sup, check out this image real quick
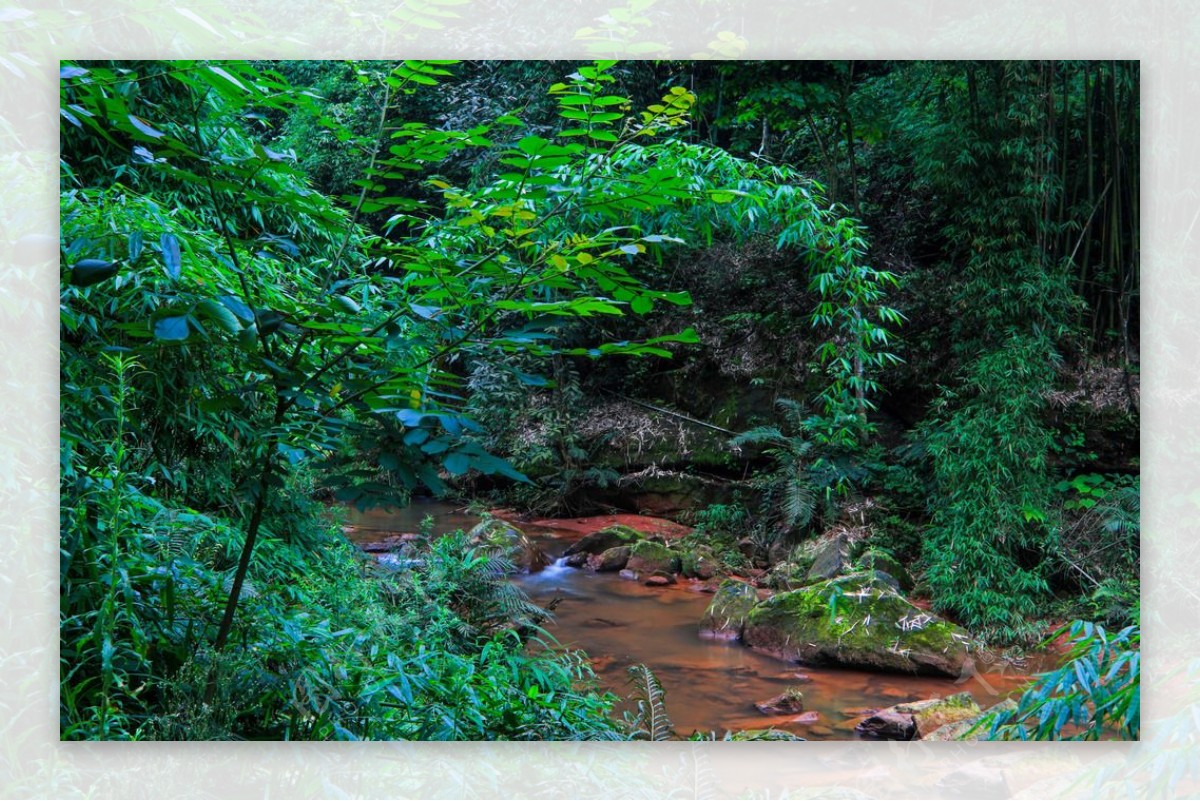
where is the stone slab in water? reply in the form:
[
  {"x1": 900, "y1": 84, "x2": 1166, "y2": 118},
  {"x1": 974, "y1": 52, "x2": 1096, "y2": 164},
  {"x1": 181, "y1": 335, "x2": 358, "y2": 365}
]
[
  {"x1": 856, "y1": 692, "x2": 982, "y2": 740},
  {"x1": 754, "y1": 688, "x2": 805, "y2": 715}
]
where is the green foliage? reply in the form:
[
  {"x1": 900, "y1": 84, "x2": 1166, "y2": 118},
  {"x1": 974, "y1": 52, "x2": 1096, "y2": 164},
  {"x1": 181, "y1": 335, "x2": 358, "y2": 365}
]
[
  {"x1": 463, "y1": 357, "x2": 620, "y2": 515},
  {"x1": 680, "y1": 502, "x2": 750, "y2": 570},
  {"x1": 624, "y1": 663, "x2": 673, "y2": 741},
  {"x1": 733, "y1": 398, "x2": 878, "y2": 544},
  {"x1": 64, "y1": 506, "x2": 626, "y2": 741},
  {"x1": 59, "y1": 58, "x2": 729, "y2": 739},
  {"x1": 1054, "y1": 474, "x2": 1139, "y2": 626},
  {"x1": 922, "y1": 335, "x2": 1058, "y2": 643},
  {"x1": 983, "y1": 622, "x2": 1139, "y2": 741},
  {"x1": 58, "y1": 58, "x2": 1139, "y2": 740},
  {"x1": 691, "y1": 501, "x2": 748, "y2": 534},
  {"x1": 875, "y1": 63, "x2": 1125, "y2": 643}
]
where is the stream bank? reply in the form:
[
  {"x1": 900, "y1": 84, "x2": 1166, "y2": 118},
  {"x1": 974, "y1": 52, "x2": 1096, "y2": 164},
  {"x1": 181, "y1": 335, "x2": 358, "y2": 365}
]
[{"x1": 341, "y1": 500, "x2": 1042, "y2": 740}]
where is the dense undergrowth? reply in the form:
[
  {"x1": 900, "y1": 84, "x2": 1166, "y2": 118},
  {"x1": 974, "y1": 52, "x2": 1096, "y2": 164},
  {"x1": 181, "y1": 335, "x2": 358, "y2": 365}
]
[
  {"x1": 60, "y1": 58, "x2": 1139, "y2": 741},
  {"x1": 61, "y1": 380, "x2": 623, "y2": 741}
]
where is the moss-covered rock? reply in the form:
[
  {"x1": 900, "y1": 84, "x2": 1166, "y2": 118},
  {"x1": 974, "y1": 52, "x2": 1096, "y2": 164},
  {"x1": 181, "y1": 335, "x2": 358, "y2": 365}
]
[
  {"x1": 466, "y1": 518, "x2": 549, "y2": 572},
  {"x1": 680, "y1": 547, "x2": 719, "y2": 580},
  {"x1": 699, "y1": 579, "x2": 760, "y2": 640},
  {"x1": 856, "y1": 548, "x2": 914, "y2": 592},
  {"x1": 589, "y1": 545, "x2": 631, "y2": 572},
  {"x1": 762, "y1": 560, "x2": 810, "y2": 591},
  {"x1": 754, "y1": 687, "x2": 805, "y2": 715},
  {"x1": 922, "y1": 699, "x2": 1015, "y2": 741},
  {"x1": 899, "y1": 692, "x2": 981, "y2": 735},
  {"x1": 803, "y1": 531, "x2": 859, "y2": 583},
  {"x1": 562, "y1": 524, "x2": 643, "y2": 558},
  {"x1": 626, "y1": 540, "x2": 681, "y2": 575},
  {"x1": 742, "y1": 572, "x2": 977, "y2": 676},
  {"x1": 856, "y1": 692, "x2": 982, "y2": 740}
]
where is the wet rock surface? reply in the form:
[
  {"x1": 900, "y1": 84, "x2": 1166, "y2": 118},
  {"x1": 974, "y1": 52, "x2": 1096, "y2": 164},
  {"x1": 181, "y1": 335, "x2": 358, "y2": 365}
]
[
  {"x1": 754, "y1": 688, "x2": 806, "y2": 715},
  {"x1": 699, "y1": 579, "x2": 761, "y2": 641},
  {"x1": 742, "y1": 572, "x2": 979, "y2": 676},
  {"x1": 562, "y1": 524, "x2": 644, "y2": 557},
  {"x1": 466, "y1": 518, "x2": 550, "y2": 572},
  {"x1": 588, "y1": 545, "x2": 632, "y2": 572},
  {"x1": 856, "y1": 692, "x2": 983, "y2": 740}
]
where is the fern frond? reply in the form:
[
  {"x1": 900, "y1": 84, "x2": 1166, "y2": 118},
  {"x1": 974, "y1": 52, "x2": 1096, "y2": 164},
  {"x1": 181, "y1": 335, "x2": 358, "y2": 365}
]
[
  {"x1": 625, "y1": 663, "x2": 673, "y2": 741},
  {"x1": 779, "y1": 474, "x2": 815, "y2": 530},
  {"x1": 774, "y1": 397, "x2": 810, "y2": 428},
  {"x1": 730, "y1": 426, "x2": 786, "y2": 448}
]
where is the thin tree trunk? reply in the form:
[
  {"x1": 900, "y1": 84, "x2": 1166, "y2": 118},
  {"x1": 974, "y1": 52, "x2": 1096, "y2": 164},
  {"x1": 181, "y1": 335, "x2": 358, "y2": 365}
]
[
  {"x1": 842, "y1": 61, "x2": 859, "y2": 213},
  {"x1": 212, "y1": 399, "x2": 286, "y2": 654}
]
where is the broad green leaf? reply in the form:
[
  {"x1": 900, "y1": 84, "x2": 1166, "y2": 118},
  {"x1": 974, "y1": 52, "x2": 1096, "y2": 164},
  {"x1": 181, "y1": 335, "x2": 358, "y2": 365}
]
[
  {"x1": 236, "y1": 325, "x2": 258, "y2": 349},
  {"x1": 396, "y1": 409, "x2": 428, "y2": 427},
  {"x1": 197, "y1": 298, "x2": 241, "y2": 334},
  {"x1": 153, "y1": 315, "x2": 189, "y2": 341},
  {"x1": 219, "y1": 294, "x2": 255, "y2": 322},
  {"x1": 517, "y1": 135, "x2": 549, "y2": 155},
  {"x1": 207, "y1": 65, "x2": 248, "y2": 93},
  {"x1": 70, "y1": 259, "x2": 120, "y2": 287}
]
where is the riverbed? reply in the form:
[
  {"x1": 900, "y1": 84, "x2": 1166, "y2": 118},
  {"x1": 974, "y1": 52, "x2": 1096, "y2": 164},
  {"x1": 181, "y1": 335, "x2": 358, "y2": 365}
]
[{"x1": 341, "y1": 500, "x2": 1036, "y2": 740}]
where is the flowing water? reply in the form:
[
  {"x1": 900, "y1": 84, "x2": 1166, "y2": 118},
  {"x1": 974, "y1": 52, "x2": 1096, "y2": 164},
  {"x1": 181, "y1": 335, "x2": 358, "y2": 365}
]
[{"x1": 341, "y1": 500, "x2": 1039, "y2": 740}]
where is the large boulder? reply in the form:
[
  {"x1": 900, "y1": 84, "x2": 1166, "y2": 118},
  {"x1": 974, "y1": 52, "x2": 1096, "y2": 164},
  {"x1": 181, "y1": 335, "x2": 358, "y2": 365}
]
[
  {"x1": 562, "y1": 524, "x2": 643, "y2": 558},
  {"x1": 742, "y1": 572, "x2": 978, "y2": 677},
  {"x1": 625, "y1": 540, "x2": 681, "y2": 575},
  {"x1": 699, "y1": 579, "x2": 760, "y2": 640},
  {"x1": 466, "y1": 518, "x2": 550, "y2": 572},
  {"x1": 856, "y1": 692, "x2": 982, "y2": 740}
]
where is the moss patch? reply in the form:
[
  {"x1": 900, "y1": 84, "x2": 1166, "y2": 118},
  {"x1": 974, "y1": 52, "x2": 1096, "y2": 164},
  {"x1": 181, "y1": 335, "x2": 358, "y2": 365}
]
[
  {"x1": 700, "y1": 579, "x2": 759, "y2": 640},
  {"x1": 590, "y1": 545, "x2": 631, "y2": 572},
  {"x1": 626, "y1": 539, "x2": 681, "y2": 574},
  {"x1": 742, "y1": 572, "x2": 977, "y2": 676},
  {"x1": 562, "y1": 524, "x2": 643, "y2": 557},
  {"x1": 856, "y1": 549, "x2": 913, "y2": 591},
  {"x1": 680, "y1": 546, "x2": 719, "y2": 579}
]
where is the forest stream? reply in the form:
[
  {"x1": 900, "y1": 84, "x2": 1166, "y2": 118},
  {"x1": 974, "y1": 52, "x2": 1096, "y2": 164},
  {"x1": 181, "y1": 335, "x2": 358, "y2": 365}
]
[{"x1": 341, "y1": 500, "x2": 1043, "y2": 740}]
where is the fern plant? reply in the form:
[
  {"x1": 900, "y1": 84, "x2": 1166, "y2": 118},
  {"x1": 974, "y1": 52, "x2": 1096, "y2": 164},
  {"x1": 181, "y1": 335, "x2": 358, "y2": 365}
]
[
  {"x1": 624, "y1": 664, "x2": 674, "y2": 741},
  {"x1": 732, "y1": 398, "x2": 875, "y2": 544}
]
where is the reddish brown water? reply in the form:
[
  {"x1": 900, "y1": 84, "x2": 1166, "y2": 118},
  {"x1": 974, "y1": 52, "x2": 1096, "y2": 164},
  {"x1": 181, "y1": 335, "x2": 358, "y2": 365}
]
[{"x1": 341, "y1": 501, "x2": 1039, "y2": 740}]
